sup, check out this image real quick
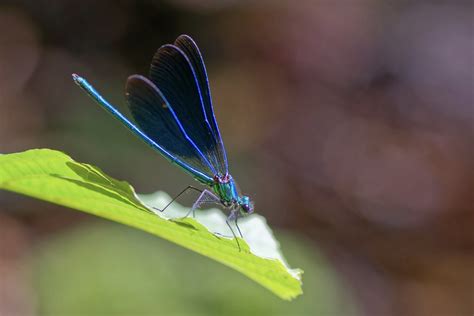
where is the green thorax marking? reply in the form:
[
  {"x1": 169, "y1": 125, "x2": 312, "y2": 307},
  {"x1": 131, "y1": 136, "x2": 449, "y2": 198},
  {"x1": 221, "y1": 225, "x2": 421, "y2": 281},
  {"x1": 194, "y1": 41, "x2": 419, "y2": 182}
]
[{"x1": 212, "y1": 174, "x2": 240, "y2": 204}]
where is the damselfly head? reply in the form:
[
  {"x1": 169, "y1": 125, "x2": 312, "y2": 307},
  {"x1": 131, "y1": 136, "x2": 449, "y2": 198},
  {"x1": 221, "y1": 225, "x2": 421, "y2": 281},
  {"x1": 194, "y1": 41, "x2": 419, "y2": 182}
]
[{"x1": 239, "y1": 195, "x2": 254, "y2": 215}]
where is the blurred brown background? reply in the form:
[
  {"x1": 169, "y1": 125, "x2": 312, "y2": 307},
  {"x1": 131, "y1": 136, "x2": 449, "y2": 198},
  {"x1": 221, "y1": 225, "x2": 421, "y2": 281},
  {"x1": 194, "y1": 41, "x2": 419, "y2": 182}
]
[{"x1": 0, "y1": 1, "x2": 472, "y2": 315}]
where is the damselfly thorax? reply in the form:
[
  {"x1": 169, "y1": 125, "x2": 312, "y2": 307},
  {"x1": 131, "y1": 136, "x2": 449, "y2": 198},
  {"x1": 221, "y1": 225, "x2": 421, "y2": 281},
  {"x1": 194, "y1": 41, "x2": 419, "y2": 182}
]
[{"x1": 211, "y1": 174, "x2": 253, "y2": 214}]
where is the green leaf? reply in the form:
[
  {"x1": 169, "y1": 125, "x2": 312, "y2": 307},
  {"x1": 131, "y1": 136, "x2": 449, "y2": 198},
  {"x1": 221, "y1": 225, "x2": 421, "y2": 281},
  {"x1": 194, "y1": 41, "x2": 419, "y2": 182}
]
[{"x1": 0, "y1": 149, "x2": 302, "y2": 300}]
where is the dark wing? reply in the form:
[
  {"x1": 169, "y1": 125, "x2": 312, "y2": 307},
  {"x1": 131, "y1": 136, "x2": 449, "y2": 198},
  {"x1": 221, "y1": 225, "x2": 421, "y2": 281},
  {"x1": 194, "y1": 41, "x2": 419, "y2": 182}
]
[
  {"x1": 149, "y1": 38, "x2": 228, "y2": 177},
  {"x1": 126, "y1": 75, "x2": 216, "y2": 183},
  {"x1": 174, "y1": 35, "x2": 228, "y2": 174}
]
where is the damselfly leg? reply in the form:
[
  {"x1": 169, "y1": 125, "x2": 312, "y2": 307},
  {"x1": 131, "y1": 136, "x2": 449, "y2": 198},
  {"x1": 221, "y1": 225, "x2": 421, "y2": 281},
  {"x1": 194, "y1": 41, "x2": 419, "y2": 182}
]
[
  {"x1": 184, "y1": 189, "x2": 220, "y2": 218},
  {"x1": 153, "y1": 185, "x2": 203, "y2": 213}
]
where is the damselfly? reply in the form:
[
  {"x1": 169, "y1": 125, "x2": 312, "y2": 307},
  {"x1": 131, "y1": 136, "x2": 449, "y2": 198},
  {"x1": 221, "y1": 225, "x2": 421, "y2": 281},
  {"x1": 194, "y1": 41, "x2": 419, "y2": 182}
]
[{"x1": 73, "y1": 35, "x2": 254, "y2": 250}]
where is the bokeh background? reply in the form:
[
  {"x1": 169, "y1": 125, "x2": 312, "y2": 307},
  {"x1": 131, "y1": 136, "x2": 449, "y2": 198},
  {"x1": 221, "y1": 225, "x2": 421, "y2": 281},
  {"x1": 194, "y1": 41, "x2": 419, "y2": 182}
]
[{"x1": 0, "y1": 1, "x2": 472, "y2": 315}]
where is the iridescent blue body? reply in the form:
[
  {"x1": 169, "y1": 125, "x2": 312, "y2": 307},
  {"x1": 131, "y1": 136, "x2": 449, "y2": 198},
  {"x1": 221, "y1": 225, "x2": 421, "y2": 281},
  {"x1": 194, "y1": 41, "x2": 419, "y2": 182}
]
[{"x1": 72, "y1": 35, "x2": 253, "y2": 225}]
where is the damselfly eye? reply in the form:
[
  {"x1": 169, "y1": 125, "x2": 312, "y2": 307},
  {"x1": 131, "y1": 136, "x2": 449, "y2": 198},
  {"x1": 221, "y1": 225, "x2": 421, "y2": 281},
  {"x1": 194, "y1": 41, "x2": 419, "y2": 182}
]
[{"x1": 244, "y1": 204, "x2": 252, "y2": 213}]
